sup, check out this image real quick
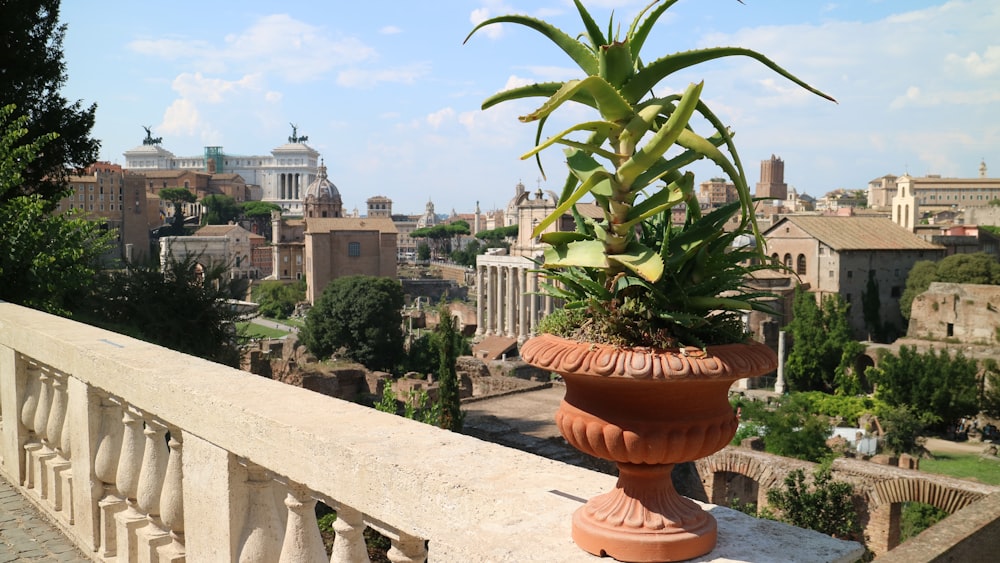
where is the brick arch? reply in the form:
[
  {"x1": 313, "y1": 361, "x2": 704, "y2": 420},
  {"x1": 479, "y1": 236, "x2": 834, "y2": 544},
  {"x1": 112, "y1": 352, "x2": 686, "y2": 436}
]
[
  {"x1": 697, "y1": 450, "x2": 802, "y2": 493},
  {"x1": 867, "y1": 478, "x2": 986, "y2": 514}
]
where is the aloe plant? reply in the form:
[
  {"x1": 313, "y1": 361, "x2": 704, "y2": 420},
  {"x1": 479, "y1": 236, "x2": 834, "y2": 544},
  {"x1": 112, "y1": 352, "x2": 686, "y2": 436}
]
[{"x1": 466, "y1": 0, "x2": 834, "y2": 347}]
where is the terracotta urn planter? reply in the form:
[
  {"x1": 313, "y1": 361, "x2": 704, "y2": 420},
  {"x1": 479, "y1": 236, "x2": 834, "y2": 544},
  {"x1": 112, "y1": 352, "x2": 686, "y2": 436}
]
[{"x1": 521, "y1": 333, "x2": 778, "y2": 562}]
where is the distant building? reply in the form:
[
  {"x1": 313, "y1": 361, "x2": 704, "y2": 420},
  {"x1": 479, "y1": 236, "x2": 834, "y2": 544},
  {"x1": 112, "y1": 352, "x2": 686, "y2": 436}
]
[
  {"x1": 763, "y1": 215, "x2": 944, "y2": 340},
  {"x1": 701, "y1": 177, "x2": 738, "y2": 206},
  {"x1": 57, "y1": 162, "x2": 155, "y2": 263},
  {"x1": 908, "y1": 282, "x2": 1000, "y2": 343},
  {"x1": 755, "y1": 155, "x2": 788, "y2": 201},
  {"x1": 867, "y1": 174, "x2": 898, "y2": 210},
  {"x1": 123, "y1": 125, "x2": 320, "y2": 214},
  {"x1": 160, "y1": 223, "x2": 259, "y2": 279}
]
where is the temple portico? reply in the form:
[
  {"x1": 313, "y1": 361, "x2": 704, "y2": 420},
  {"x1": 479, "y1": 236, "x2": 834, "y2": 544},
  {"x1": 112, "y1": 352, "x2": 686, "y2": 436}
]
[{"x1": 475, "y1": 255, "x2": 552, "y2": 342}]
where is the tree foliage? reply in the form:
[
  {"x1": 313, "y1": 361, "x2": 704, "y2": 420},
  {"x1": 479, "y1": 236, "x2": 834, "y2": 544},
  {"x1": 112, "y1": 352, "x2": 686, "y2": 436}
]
[
  {"x1": 450, "y1": 239, "x2": 482, "y2": 267},
  {"x1": 301, "y1": 276, "x2": 404, "y2": 371},
  {"x1": 785, "y1": 288, "x2": 859, "y2": 392},
  {"x1": 475, "y1": 225, "x2": 518, "y2": 243},
  {"x1": 757, "y1": 394, "x2": 833, "y2": 462},
  {"x1": 861, "y1": 269, "x2": 885, "y2": 342},
  {"x1": 866, "y1": 346, "x2": 978, "y2": 430},
  {"x1": 160, "y1": 187, "x2": 197, "y2": 236},
  {"x1": 75, "y1": 255, "x2": 249, "y2": 366},
  {"x1": 901, "y1": 253, "x2": 1000, "y2": 320},
  {"x1": 767, "y1": 464, "x2": 862, "y2": 542},
  {"x1": 0, "y1": 104, "x2": 113, "y2": 313},
  {"x1": 201, "y1": 194, "x2": 240, "y2": 225},
  {"x1": 411, "y1": 222, "x2": 471, "y2": 258},
  {"x1": 0, "y1": 0, "x2": 99, "y2": 206},
  {"x1": 253, "y1": 279, "x2": 305, "y2": 320},
  {"x1": 434, "y1": 306, "x2": 464, "y2": 431}
]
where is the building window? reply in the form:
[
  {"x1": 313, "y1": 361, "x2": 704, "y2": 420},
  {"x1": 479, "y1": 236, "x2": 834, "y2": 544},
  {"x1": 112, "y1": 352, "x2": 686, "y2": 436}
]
[
  {"x1": 783, "y1": 253, "x2": 792, "y2": 268},
  {"x1": 348, "y1": 242, "x2": 361, "y2": 257},
  {"x1": 829, "y1": 270, "x2": 834, "y2": 278},
  {"x1": 891, "y1": 286, "x2": 901, "y2": 298},
  {"x1": 796, "y1": 254, "x2": 806, "y2": 275}
]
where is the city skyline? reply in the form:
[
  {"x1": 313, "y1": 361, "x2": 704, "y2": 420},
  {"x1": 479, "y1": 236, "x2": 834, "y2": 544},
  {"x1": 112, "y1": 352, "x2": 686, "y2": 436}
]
[{"x1": 60, "y1": 0, "x2": 999, "y2": 214}]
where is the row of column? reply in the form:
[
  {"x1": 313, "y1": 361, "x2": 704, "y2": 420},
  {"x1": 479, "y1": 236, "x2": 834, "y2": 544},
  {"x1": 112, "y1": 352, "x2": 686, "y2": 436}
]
[
  {"x1": 279, "y1": 173, "x2": 302, "y2": 200},
  {"x1": 475, "y1": 263, "x2": 553, "y2": 341}
]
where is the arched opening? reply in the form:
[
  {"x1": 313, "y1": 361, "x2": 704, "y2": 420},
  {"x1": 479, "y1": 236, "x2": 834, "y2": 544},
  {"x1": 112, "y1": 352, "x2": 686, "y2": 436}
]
[
  {"x1": 796, "y1": 254, "x2": 807, "y2": 275},
  {"x1": 711, "y1": 471, "x2": 761, "y2": 513},
  {"x1": 783, "y1": 253, "x2": 792, "y2": 269}
]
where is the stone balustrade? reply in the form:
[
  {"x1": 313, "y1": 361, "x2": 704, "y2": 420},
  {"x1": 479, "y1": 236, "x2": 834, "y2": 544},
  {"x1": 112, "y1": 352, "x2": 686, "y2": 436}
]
[{"x1": 0, "y1": 301, "x2": 863, "y2": 562}]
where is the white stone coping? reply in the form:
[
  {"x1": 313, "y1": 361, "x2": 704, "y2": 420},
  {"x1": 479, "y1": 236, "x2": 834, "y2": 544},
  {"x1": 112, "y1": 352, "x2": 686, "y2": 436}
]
[{"x1": 0, "y1": 302, "x2": 864, "y2": 562}]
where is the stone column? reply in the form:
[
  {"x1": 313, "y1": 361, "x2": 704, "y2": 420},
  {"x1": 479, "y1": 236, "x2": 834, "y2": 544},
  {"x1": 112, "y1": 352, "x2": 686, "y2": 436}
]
[
  {"x1": 519, "y1": 268, "x2": 529, "y2": 342},
  {"x1": 497, "y1": 266, "x2": 506, "y2": 336},
  {"x1": 475, "y1": 265, "x2": 485, "y2": 336},
  {"x1": 529, "y1": 271, "x2": 539, "y2": 336},
  {"x1": 775, "y1": 330, "x2": 787, "y2": 394},
  {"x1": 504, "y1": 266, "x2": 517, "y2": 338},
  {"x1": 485, "y1": 266, "x2": 494, "y2": 336}
]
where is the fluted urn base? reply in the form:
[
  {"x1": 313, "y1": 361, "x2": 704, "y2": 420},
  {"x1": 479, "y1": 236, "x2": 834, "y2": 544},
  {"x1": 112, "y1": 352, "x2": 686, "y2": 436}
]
[
  {"x1": 573, "y1": 463, "x2": 715, "y2": 563},
  {"x1": 520, "y1": 334, "x2": 778, "y2": 563}
]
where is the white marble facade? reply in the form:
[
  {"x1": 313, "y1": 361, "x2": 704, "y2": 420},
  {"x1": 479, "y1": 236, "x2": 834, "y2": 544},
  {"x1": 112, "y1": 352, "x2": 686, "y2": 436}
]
[{"x1": 475, "y1": 254, "x2": 553, "y2": 342}]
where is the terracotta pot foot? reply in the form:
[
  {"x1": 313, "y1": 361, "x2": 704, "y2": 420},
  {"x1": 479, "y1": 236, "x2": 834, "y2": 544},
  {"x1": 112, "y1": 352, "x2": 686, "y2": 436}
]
[{"x1": 572, "y1": 463, "x2": 716, "y2": 562}]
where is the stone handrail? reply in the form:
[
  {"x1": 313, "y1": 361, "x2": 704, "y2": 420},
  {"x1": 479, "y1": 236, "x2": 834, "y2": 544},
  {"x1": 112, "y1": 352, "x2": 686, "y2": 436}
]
[{"x1": 0, "y1": 302, "x2": 863, "y2": 562}]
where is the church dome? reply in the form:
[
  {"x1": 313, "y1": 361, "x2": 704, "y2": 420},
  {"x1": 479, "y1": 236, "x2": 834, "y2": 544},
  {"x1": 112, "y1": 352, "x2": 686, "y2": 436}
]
[{"x1": 304, "y1": 161, "x2": 341, "y2": 202}]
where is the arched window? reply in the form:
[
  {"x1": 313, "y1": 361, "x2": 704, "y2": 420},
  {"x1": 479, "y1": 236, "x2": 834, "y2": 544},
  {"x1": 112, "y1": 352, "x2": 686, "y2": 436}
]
[
  {"x1": 771, "y1": 253, "x2": 779, "y2": 264},
  {"x1": 783, "y1": 253, "x2": 792, "y2": 269},
  {"x1": 796, "y1": 254, "x2": 806, "y2": 275}
]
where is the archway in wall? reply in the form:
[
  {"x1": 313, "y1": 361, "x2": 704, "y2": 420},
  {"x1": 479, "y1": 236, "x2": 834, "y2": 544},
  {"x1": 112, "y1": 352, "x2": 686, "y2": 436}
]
[
  {"x1": 853, "y1": 353, "x2": 875, "y2": 392},
  {"x1": 711, "y1": 471, "x2": 761, "y2": 511}
]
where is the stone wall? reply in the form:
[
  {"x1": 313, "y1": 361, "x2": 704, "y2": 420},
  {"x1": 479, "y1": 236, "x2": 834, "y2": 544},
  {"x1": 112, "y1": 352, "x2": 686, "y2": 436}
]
[{"x1": 908, "y1": 282, "x2": 1000, "y2": 343}]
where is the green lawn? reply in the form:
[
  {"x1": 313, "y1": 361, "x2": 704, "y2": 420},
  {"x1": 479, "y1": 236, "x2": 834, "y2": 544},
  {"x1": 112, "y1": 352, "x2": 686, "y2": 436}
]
[
  {"x1": 920, "y1": 453, "x2": 1000, "y2": 486},
  {"x1": 238, "y1": 322, "x2": 289, "y2": 339}
]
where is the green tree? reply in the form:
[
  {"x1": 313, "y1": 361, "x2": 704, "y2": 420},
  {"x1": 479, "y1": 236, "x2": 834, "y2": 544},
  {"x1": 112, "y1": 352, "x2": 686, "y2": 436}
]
[
  {"x1": 450, "y1": 239, "x2": 482, "y2": 267},
  {"x1": 900, "y1": 502, "x2": 948, "y2": 542},
  {"x1": 253, "y1": 279, "x2": 305, "y2": 319},
  {"x1": 0, "y1": 104, "x2": 113, "y2": 313},
  {"x1": 786, "y1": 288, "x2": 858, "y2": 392},
  {"x1": 76, "y1": 255, "x2": 248, "y2": 366},
  {"x1": 901, "y1": 253, "x2": 1000, "y2": 319},
  {"x1": 981, "y1": 359, "x2": 1000, "y2": 417},
  {"x1": 301, "y1": 276, "x2": 404, "y2": 371},
  {"x1": 876, "y1": 404, "x2": 933, "y2": 456},
  {"x1": 434, "y1": 306, "x2": 464, "y2": 431},
  {"x1": 475, "y1": 225, "x2": 518, "y2": 244},
  {"x1": 767, "y1": 464, "x2": 862, "y2": 542},
  {"x1": 201, "y1": 194, "x2": 240, "y2": 225},
  {"x1": 759, "y1": 394, "x2": 833, "y2": 462},
  {"x1": 416, "y1": 243, "x2": 431, "y2": 261},
  {"x1": 866, "y1": 346, "x2": 978, "y2": 430},
  {"x1": 0, "y1": 0, "x2": 99, "y2": 206},
  {"x1": 241, "y1": 201, "x2": 281, "y2": 238},
  {"x1": 160, "y1": 187, "x2": 197, "y2": 236},
  {"x1": 861, "y1": 269, "x2": 884, "y2": 342}
]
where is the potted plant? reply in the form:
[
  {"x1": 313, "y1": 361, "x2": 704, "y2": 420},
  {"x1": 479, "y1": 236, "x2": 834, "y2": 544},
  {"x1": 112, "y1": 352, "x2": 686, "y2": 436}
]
[{"x1": 466, "y1": 1, "x2": 834, "y2": 561}]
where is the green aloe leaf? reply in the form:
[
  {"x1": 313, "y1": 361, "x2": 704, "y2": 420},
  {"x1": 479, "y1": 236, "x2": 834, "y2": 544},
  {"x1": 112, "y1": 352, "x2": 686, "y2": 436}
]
[
  {"x1": 572, "y1": 0, "x2": 607, "y2": 50},
  {"x1": 532, "y1": 149, "x2": 614, "y2": 237},
  {"x1": 622, "y1": 172, "x2": 692, "y2": 228},
  {"x1": 481, "y1": 82, "x2": 584, "y2": 111},
  {"x1": 616, "y1": 82, "x2": 703, "y2": 189},
  {"x1": 627, "y1": 1, "x2": 681, "y2": 67},
  {"x1": 609, "y1": 240, "x2": 664, "y2": 282},
  {"x1": 464, "y1": 15, "x2": 599, "y2": 76},
  {"x1": 539, "y1": 231, "x2": 591, "y2": 245},
  {"x1": 520, "y1": 120, "x2": 622, "y2": 162},
  {"x1": 622, "y1": 46, "x2": 836, "y2": 104},
  {"x1": 543, "y1": 239, "x2": 610, "y2": 269},
  {"x1": 520, "y1": 77, "x2": 633, "y2": 124}
]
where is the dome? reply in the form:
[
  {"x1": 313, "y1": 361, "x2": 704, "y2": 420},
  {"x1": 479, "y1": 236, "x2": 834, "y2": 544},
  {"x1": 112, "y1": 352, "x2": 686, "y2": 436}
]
[{"x1": 304, "y1": 161, "x2": 341, "y2": 202}]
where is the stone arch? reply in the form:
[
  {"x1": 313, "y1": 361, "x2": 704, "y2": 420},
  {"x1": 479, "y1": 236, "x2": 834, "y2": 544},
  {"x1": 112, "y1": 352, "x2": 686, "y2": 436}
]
[
  {"x1": 867, "y1": 478, "x2": 984, "y2": 515},
  {"x1": 696, "y1": 449, "x2": 800, "y2": 509}
]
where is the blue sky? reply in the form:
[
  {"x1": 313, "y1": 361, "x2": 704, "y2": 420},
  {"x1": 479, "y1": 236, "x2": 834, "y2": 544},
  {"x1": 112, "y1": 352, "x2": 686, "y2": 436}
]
[{"x1": 60, "y1": 0, "x2": 999, "y2": 215}]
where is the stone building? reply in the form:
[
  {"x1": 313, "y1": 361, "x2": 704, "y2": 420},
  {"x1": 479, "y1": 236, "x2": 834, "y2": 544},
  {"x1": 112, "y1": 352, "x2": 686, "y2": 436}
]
[
  {"x1": 755, "y1": 155, "x2": 788, "y2": 201},
  {"x1": 269, "y1": 162, "x2": 397, "y2": 303},
  {"x1": 907, "y1": 282, "x2": 1000, "y2": 343},
  {"x1": 160, "y1": 223, "x2": 259, "y2": 279},
  {"x1": 763, "y1": 215, "x2": 944, "y2": 340},
  {"x1": 58, "y1": 162, "x2": 155, "y2": 263},
  {"x1": 123, "y1": 125, "x2": 320, "y2": 214}
]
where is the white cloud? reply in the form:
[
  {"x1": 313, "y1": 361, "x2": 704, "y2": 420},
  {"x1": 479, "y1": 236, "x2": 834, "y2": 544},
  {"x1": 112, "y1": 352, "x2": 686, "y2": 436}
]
[
  {"x1": 946, "y1": 45, "x2": 1000, "y2": 78},
  {"x1": 170, "y1": 72, "x2": 263, "y2": 104},
  {"x1": 470, "y1": 8, "x2": 503, "y2": 39},
  {"x1": 426, "y1": 108, "x2": 455, "y2": 129},
  {"x1": 336, "y1": 62, "x2": 431, "y2": 88},
  {"x1": 265, "y1": 91, "x2": 283, "y2": 103},
  {"x1": 380, "y1": 25, "x2": 402, "y2": 35},
  {"x1": 159, "y1": 99, "x2": 203, "y2": 136}
]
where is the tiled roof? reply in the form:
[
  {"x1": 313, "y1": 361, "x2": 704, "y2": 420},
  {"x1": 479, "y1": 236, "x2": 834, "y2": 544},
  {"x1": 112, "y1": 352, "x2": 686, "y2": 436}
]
[
  {"x1": 771, "y1": 216, "x2": 942, "y2": 250},
  {"x1": 194, "y1": 224, "x2": 240, "y2": 236}
]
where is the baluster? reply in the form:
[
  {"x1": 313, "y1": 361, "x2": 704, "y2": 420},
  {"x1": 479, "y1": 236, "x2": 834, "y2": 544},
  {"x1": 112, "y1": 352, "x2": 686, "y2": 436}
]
[
  {"x1": 115, "y1": 405, "x2": 148, "y2": 563},
  {"x1": 136, "y1": 418, "x2": 172, "y2": 562},
  {"x1": 20, "y1": 362, "x2": 41, "y2": 488},
  {"x1": 157, "y1": 430, "x2": 185, "y2": 562},
  {"x1": 31, "y1": 369, "x2": 55, "y2": 499},
  {"x1": 278, "y1": 484, "x2": 326, "y2": 563},
  {"x1": 94, "y1": 397, "x2": 125, "y2": 558},
  {"x1": 237, "y1": 464, "x2": 283, "y2": 563},
  {"x1": 387, "y1": 533, "x2": 427, "y2": 563},
  {"x1": 46, "y1": 372, "x2": 72, "y2": 515},
  {"x1": 330, "y1": 505, "x2": 371, "y2": 563}
]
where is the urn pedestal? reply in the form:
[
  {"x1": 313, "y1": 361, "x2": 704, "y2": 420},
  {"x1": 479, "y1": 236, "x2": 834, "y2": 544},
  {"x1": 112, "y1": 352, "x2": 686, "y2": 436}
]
[{"x1": 521, "y1": 334, "x2": 778, "y2": 562}]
